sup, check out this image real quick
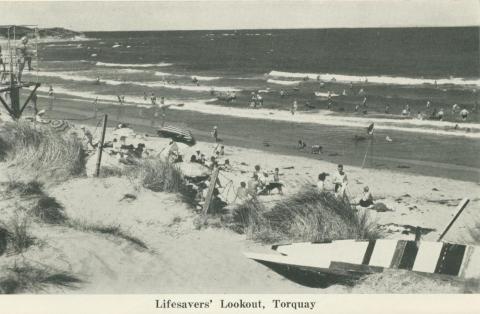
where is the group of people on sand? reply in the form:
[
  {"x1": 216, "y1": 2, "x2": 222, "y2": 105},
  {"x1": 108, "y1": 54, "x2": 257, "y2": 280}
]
[
  {"x1": 235, "y1": 165, "x2": 284, "y2": 202},
  {"x1": 316, "y1": 164, "x2": 374, "y2": 208}
]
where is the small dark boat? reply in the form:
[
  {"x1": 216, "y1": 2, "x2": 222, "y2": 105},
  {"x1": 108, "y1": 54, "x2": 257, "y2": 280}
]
[{"x1": 157, "y1": 125, "x2": 196, "y2": 146}]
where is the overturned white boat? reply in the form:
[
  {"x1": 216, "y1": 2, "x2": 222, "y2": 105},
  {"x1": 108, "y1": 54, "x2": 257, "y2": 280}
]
[
  {"x1": 245, "y1": 239, "x2": 480, "y2": 280},
  {"x1": 245, "y1": 198, "x2": 479, "y2": 282}
]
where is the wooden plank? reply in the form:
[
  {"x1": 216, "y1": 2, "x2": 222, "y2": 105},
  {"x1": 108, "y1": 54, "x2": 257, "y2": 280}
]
[
  {"x1": 361, "y1": 240, "x2": 376, "y2": 265},
  {"x1": 95, "y1": 115, "x2": 108, "y2": 177},
  {"x1": 19, "y1": 83, "x2": 40, "y2": 116},
  {"x1": 0, "y1": 95, "x2": 13, "y2": 116},
  {"x1": 437, "y1": 198, "x2": 470, "y2": 241},
  {"x1": 202, "y1": 167, "x2": 220, "y2": 215}
]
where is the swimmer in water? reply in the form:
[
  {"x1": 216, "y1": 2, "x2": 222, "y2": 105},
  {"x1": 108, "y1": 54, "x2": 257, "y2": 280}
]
[
  {"x1": 460, "y1": 108, "x2": 469, "y2": 121},
  {"x1": 291, "y1": 99, "x2": 298, "y2": 115}
]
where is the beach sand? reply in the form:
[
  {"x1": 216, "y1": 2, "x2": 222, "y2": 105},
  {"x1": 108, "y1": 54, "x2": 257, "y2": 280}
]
[{"x1": 1, "y1": 120, "x2": 477, "y2": 293}]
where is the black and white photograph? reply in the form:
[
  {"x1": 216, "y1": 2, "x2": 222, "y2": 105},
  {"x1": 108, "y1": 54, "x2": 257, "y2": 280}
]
[{"x1": 0, "y1": 0, "x2": 479, "y2": 310}]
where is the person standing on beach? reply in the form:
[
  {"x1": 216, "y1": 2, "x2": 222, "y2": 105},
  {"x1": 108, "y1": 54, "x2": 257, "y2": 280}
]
[
  {"x1": 460, "y1": 108, "x2": 469, "y2": 121},
  {"x1": 362, "y1": 96, "x2": 367, "y2": 108},
  {"x1": 333, "y1": 164, "x2": 348, "y2": 198},
  {"x1": 31, "y1": 91, "x2": 38, "y2": 116},
  {"x1": 48, "y1": 85, "x2": 55, "y2": 110},
  {"x1": 93, "y1": 97, "x2": 99, "y2": 118},
  {"x1": 384, "y1": 104, "x2": 390, "y2": 114},
  {"x1": 212, "y1": 126, "x2": 218, "y2": 142},
  {"x1": 17, "y1": 37, "x2": 33, "y2": 82},
  {"x1": 0, "y1": 46, "x2": 6, "y2": 82}
]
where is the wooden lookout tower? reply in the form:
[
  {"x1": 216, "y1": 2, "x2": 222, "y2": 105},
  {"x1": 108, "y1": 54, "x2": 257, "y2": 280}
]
[{"x1": 0, "y1": 25, "x2": 40, "y2": 120}]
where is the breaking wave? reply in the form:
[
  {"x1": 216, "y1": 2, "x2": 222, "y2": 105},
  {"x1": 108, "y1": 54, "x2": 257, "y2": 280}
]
[{"x1": 269, "y1": 71, "x2": 480, "y2": 87}]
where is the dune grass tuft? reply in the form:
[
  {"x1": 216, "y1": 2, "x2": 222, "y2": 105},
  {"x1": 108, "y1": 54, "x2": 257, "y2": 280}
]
[
  {"x1": 31, "y1": 196, "x2": 67, "y2": 225},
  {"x1": 67, "y1": 219, "x2": 148, "y2": 249},
  {"x1": 0, "y1": 215, "x2": 35, "y2": 254},
  {"x1": 125, "y1": 158, "x2": 196, "y2": 206},
  {"x1": 0, "y1": 261, "x2": 82, "y2": 294},
  {"x1": 0, "y1": 121, "x2": 86, "y2": 180},
  {"x1": 5, "y1": 179, "x2": 44, "y2": 197},
  {"x1": 230, "y1": 186, "x2": 382, "y2": 243}
]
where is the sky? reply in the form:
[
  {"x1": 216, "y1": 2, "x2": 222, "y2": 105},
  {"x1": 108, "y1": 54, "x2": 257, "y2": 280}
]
[{"x1": 0, "y1": 0, "x2": 479, "y2": 31}]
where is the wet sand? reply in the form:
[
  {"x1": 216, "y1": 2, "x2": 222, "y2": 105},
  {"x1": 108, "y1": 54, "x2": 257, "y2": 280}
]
[{"x1": 37, "y1": 94, "x2": 480, "y2": 183}]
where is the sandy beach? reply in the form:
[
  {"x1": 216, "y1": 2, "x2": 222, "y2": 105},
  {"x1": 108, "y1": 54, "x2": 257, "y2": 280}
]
[{"x1": 0, "y1": 119, "x2": 478, "y2": 293}]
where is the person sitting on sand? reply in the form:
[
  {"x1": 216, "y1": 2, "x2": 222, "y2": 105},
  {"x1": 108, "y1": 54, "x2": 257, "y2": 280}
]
[
  {"x1": 219, "y1": 145, "x2": 225, "y2": 156},
  {"x1": 220, "y1": 159, "x2": 232, "y2": 171},
  {"x1": 270, "y1": 167, "x2": 284, "y2": 194},
  {"x1": 317, "y1": 172, "x2": 328, "y2": 192},
  {"x1": 235, "y1": 181, "x2": 250, "y2": 202},
  {"x1": 333, "y1": 164, "x2": 348, "y2": 198},
  {"x1": 359, "y1": 186, "x2": 374, "y2": 207},
  {"x1": 460, "y1": 108, "x2": 469, "y2": 121},
  {"x1": 190, "y1": 154, "x2": 197, "y2": 163},
  {"x1": 247, "y1": 174, "x2": 260, "y2": 196}
]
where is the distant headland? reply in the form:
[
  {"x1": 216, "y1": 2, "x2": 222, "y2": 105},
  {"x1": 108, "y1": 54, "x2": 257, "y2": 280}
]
[{"x1": 0, "y1": 26, "x2": 84, "y2": 39}]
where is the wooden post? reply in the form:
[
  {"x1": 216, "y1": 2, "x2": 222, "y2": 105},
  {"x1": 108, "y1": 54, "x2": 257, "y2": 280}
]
[
  {"x1": 361, "y1": 138, "x2": 371, "y2": 168},
  {"x1": 437, "y1": 198, "x2": 470, "y2": 242},
  {"x1": 95, "y1": 114, "x2": 108, "y2": 177},
  {"x1": 202, "y1": 167, "x2": 220, "y2": 215},
  {"x1": 414, "y1": 227, "x2": 422, "y2": 242}
]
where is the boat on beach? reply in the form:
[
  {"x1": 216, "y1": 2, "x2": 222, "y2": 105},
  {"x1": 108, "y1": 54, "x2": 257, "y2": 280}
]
[
  {"x1": 245, "y1": 238, "x2": 480, "y2": 281},
  {"x1": 245, "y1": 198, "x2": 479, "y2": 284}
]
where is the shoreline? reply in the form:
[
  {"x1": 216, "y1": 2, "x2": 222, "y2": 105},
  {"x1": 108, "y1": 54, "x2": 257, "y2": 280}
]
[{"x1": 36, "y1": 95, "x2": 480, "y2": 183}]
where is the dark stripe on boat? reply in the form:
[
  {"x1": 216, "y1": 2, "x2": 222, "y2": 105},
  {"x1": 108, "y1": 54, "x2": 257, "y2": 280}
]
[
  {"x1": 434, "y1": 243, "x2": 466, "y2": 276},
  {"x1": 362, "y1": 240, "x2": 376, "y2": 265},
  {"x1": 398, "y1": 241, "x2": 419, "y2": 270},
  {"x1": 390, "y1": 240, "x2": 407, "y2": 269}
]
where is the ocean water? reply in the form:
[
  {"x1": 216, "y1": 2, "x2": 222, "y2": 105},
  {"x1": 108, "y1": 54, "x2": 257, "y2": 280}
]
[{"x1": 18, "y1": 26, "x2": 479, "y2": 125}]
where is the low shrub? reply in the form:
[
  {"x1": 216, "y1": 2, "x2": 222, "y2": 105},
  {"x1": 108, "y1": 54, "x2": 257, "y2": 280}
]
[
  {"x1": 230, "y1": 186, "x2": 382, "y2": 243},
  {"x1": 31, "y1": 196, "x2": 66, "y2": 224}
]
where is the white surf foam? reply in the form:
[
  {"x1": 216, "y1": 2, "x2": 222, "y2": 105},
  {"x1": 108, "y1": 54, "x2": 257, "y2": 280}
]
[
  {"x1": 154, "y1": 71, "x2": 221, "y2": 81},
  {"x1": 96, "y1": 62, "x2": 173, "y2": 68},
  {"x1": 267, "y1": 79, "x2": 301, "y2": 86},
  {"x1": 269, "y1": 70, "x2": 480, "y2": 87},
  {"x1": 32, "y1": 71, "x2": 238, "y2": 93},
  {"x1": 36, "y1": 84, "x2": 480, "y2": 139}
]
